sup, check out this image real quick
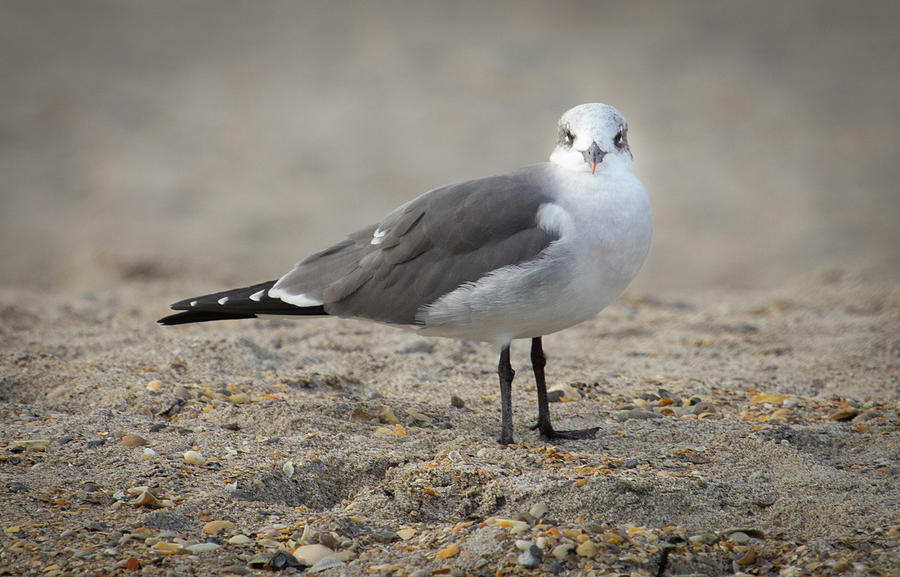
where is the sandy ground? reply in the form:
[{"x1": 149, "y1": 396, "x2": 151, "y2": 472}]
[{"x1": 1, "y1": 267, "x2": 897, "y2": 576}]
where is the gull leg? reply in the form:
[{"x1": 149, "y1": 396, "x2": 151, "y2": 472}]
[
  {"x1": 498, "y1": 344, "x2": 515, "y2": 445},
  {"x1": 531, "y1": 337, "x2": 554, "y2": 434},
  {"x1": 529, "y1": 337, "x2": 599, "y2": 441}
]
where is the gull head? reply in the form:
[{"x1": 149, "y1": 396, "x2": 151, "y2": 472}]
[{"x1": 549, "y1": 103, "x2": 632, "y2": 174}]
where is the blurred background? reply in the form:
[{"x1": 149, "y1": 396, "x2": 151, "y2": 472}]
[{"x1": 1, "y1": 0, "x2": 898, "y2": 296}]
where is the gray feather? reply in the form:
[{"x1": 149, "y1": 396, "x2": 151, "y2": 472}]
[{"x1": 273, "y1": 164, "x2": 560, "y2": 325}]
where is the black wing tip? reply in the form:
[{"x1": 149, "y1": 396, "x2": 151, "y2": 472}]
[
  {"x1": 159, "y1": 278, "x2": 330, "y2": 326},
  {"x1": 158, "y1": 311, "x2": 259, "y2": 325}
]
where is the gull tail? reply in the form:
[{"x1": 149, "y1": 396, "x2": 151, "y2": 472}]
[{"x1": 158, "y1": 280, "x2": 327, "y2": 325}]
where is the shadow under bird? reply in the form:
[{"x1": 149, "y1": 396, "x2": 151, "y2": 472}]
[{"x1": 159, "y1": 103, "x2": 652, "y2": 445}]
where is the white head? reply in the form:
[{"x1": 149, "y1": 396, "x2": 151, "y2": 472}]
[{"x1": 549, "y1": 103, "x2": 632, "y2": 174}]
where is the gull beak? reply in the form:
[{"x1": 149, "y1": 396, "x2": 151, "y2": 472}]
[{"x1": 583, "y1": 141, "x2": 606, "y2": 174}]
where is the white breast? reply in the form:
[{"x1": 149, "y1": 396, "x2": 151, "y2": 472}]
[{"x1": 417, "y1": 164, "x2": 652, "y2": 346}]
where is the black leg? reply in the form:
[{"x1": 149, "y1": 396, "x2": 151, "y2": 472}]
[
  {"x1": 529, "y1": 337, "x2": 599, "y2": 441},
  {"x1": 498, "y1": 344, "x2": 515, "y2": 445},
  {"x1": 531, "y1": 337, "x2": 553, "y2": 433}
]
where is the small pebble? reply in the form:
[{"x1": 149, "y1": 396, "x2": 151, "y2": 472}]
[
  {"x1": 351, "y1": 408, "x2": 374, "y2": 421},
  {"x1": 292, "y1": 544, "x2": 334, "y2": 566},
  {"x1": 434, "y1": 543, "x2": 459, "y2": 560},
  {"x1": 450, "y1": 395, "x2": 465, "y2": 408},
  {"x1": 724, "y1": 528, "x2": 765, "y2": 539},
  {"x1": 397, "y1": 528, "x2": 416, "y2": 541},
  {"x1": 552, "y1": 543, "x2": 574, "y2": 560},
  {"x1": 372, "y1": 528, "x2": 397, "y2": 543},
  {"x1": 735, "y1": 548, "x2": 756, "y2": 565},
  {"x1": 310, "y1": 558, "x2": 346, "y2": 572},
  {"x1": 151, "y1": 542, "x2": 183, "y2": 555},
  {"x1": 576, "y1": 540, "x2": 597, "y2": 557},
  {"x1": 185, "y1": 542, "x2": 220, "y2": 554},
  {"x1": 248, "y1": 553, "x2": 270, "y2": 568},
  {"x1": 317, "y1": 532, "x2": 338, "y2": 549},
  {"x1": 485, "y1": 517, "x2": 529, "y2": 532},
  {"x1": 146, "y1": 380, "x2": 165, "y2": 393},
  {"x1": 529, "y1": 503, "x2": 548, "y2": 519},
  {"x1": 228, "y1": 534, "x2": 251, "y2": 546},
  {"x1": 615, "y1": 409, "x2": 662, "y2": 422},
  {"x1": 202, "y1": 520, "x2": 235, "y2": 534},
  {"x1": 183, "y1": 450, "x2": 206, "y2": 466},
  {"x1": 121, "y1": 434, "x2": 148, "y2": 448},
  {"x1": 229, "y1": 392, "x2": 249, "y2": 404},
  {"x1": 517, "y1": 545, "x2": 542, "y2": 568},
  {"x1": 657, "y1": 388, "x2": 679, "y2": 401},
  {"x1": 690, "y1": 401, "x2": 717, "y2": 415},
  {"x1": 829, "y1": 408, "x2": 860, "y2": 421},
  {"x1": 377, "y1": 406, "x2": 399, "y2": 425},
  {"x1": 269, "y1": 550, "x2": 302, "y2": 570},
  {"x1": 728, "y1": 531, "x2": 751, "y2": 545},
  {"x1": 751, "y1": 393, "x2": 791, "y2": 405},
  {"x1": 547, "y1": 383, "x2": 580, "y2": 402},
  {"x1": 282, "y1": 460, "x2": 294, "y2": 477},
  {"x1": 129, "y1": 490, "x2": 163, "y2": 509}
]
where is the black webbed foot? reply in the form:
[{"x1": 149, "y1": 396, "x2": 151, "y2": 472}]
[{"x1": 530, "y1": 421, "x2": 598, "y2": 440}]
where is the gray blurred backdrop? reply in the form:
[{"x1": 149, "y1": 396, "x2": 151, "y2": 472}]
[{"x1": 2, "y1": 0, "x2": 898, "y2": 295}]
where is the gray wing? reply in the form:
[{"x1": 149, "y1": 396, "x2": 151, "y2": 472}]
[{"x1": 271, "y1": 164, "x2": 560, "y2": 325}]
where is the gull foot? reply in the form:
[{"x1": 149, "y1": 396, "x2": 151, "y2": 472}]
[{"x1": 533, "y1": 425, "x2": 599, "y2": 441}]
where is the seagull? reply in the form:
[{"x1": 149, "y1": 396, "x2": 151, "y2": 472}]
[{"x1": 159, "y1": 103, "x2": 652, "y2": 445}]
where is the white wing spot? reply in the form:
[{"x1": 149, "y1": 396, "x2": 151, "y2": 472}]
[
  {"x1": 218, "y1": 296, "x2": 229, "y2": 305},
  {"x1": 249, "y1": 289, "x2": 265, "y2": 302},
  {"x1": 190, "y1": 300, "x2": 198, "y2": 307},
  {"x1": 267, "y1": 286, "x2": 324, "y2": 307},
  {"x1": 370, "y1": 228, "x2": 387, "y2": 245}
]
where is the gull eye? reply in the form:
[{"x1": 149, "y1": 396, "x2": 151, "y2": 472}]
[
  {"x1": 614, "y1": 129, "x2": 626, "y2": 149},
  {"x1": 559, "y1": 126, "x2": 575, "y2": 147}
]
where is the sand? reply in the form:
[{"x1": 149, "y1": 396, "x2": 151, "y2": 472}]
[{"x1": 1, "y1": 268, "x2": 897, "y2": 575}]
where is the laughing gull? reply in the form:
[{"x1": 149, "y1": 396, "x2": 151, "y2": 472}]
[{"x1": 159, "y1": 103, "x2": 652, "y2": 444}]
